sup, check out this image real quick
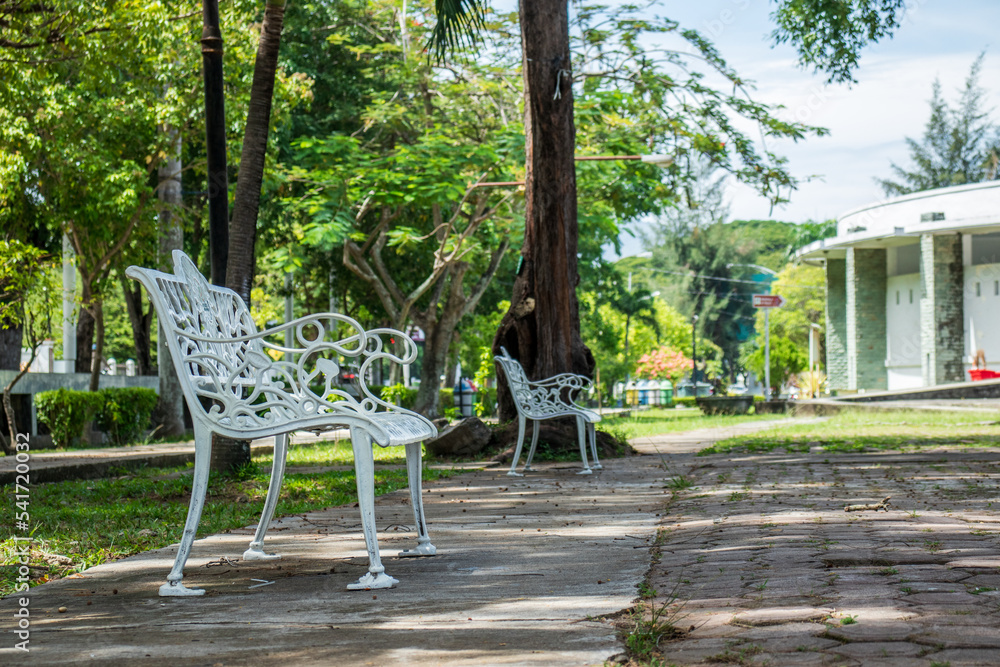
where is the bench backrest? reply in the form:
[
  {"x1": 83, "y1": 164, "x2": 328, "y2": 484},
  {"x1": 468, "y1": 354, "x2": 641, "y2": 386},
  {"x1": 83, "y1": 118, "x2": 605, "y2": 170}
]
[{"x1": 125, "y1": 251, "x2": 274, "y2": 425}]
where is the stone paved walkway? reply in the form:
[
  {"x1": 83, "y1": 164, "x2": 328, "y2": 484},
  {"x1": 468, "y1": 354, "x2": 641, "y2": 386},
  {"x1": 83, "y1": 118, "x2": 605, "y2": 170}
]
[{"x1": 635, "y1": 432, "x2": 1000, "y2": 667}]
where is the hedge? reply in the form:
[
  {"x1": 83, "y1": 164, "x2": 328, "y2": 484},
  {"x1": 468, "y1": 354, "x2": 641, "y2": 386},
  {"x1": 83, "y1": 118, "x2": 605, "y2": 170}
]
[
  {"x1": 35, "y1": 388, "x2": 105, "y2": 448},
  {"x1": 36, "y1": 387, "x2": 158, "y2": 448},
  {"x1": 94, "y1": 387, "x2": 159, "y2": 446}
]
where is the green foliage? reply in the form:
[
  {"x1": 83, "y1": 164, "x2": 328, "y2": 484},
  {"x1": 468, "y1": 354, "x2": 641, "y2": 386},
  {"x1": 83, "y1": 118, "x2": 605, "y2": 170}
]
[
  {"x1": 770, "y1": 0, "x2": 906, "y2": 83},
  {"x1": 751, "y1": 263, "x2": 826, "y2": 361},
  {"x1": 93, "y1": 387, "x2": 158, "y2": 447},
  {"x1": 879, "y1": 55, "x2": 999, "y2": 196},
  {"x1": 672, "y1": 396, "x2": 698, "y2": 409},
  {"x1": 35, "y1": 389, "x2": 104, "y2": 448},
  {"x1": 743, "y1": 336, "x2": 807, "y2": 394},
  {"x1": 381, "y1": 384, "x2": 419, "y2": 409}
]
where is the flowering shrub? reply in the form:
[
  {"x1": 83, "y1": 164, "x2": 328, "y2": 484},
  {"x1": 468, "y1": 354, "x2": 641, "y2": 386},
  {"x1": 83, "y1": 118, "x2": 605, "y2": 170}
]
[{"x1": 635, "y1": 347, "x2": 692, "y2": 384}]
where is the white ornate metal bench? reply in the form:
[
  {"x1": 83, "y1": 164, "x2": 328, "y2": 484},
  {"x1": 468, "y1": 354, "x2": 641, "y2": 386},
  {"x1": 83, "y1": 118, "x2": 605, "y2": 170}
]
[
  {"x1": 126, "y1": 251, "x2": 438, "y2": 596},
  {"x1": 494, "y1": 347, "x2": 602, "y2": 476}
]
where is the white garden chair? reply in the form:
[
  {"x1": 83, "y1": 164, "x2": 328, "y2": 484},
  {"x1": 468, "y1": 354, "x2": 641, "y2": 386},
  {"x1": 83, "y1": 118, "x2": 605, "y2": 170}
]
[
  {"x1": 494, "y1": 347, "x2": 602, "y2": 476},
  {"x1": 126, "y1": 250, "x2": 437, "y2": 596}
]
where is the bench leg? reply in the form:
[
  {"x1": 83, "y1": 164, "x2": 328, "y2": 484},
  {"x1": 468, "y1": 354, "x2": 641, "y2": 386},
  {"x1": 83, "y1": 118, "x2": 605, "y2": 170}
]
[
  {"x1": 244, "y1": 433, "x2": 288, "y2": 561},
  {"x1": 575, "y1": 415, "x2": 593, "y2": 475},
  {"x1": 347, "y1": 429, "x2": 398, "y2": 590},
  {"x1": 399, "y1": 441, "x2": 436, "y2": 558},
  {"x1": 523, "y1": 420, "x2": 541, "y2": 471},
  {"x1": 507, "y1": 415, "x2": 528, "y2": 477},
  {"x1": 588, "y1": 422, "x2": 602, "y2": 470},
  {"x1": 159, "y1": 421, "x2": 211, "y2": 596}
]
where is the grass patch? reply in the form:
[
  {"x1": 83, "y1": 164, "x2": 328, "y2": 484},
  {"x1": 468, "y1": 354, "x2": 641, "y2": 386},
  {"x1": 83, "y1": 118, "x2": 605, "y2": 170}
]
[
  {"x1": 700, "y1": 409, "x2": 1000, "y2": 455},
  {"x1": 1, "y1": 445, "x2": 454, "y2": 598}
]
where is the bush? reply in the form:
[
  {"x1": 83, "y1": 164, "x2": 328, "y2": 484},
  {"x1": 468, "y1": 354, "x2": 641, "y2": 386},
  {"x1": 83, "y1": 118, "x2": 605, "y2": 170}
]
[
  {"x1": 35, "y1": 388, "x2": 105, "y2": 448},
  {"x1": 672, "y1": 396, "x2": 698, "y2": 408},
  {"x1": 94, "y1": 387, "x2": 158, "y2": 446},
  {"x1": 380, "y1": 384, "x2": 419, "y2": 409},
  {"x1": 475, "y1": 386, "x2": 497, "y2": 418}
]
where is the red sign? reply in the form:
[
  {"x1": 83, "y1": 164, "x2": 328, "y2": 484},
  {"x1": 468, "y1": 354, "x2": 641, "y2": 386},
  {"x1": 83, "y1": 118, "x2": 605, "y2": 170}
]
[{"x1": 752, "y1": 294, "x2": 786, "y2": 308}]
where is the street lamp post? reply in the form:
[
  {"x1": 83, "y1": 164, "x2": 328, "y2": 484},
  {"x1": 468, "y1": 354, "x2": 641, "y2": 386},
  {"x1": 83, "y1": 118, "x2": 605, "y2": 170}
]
[{"x1": 691, "y1": 314, "x2": 699, "y2": 387}]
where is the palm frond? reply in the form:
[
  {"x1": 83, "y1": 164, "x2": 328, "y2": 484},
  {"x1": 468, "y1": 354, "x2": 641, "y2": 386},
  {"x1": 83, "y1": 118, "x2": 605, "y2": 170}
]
[{"x1": 427, "y1": 0, "x2": 487, "y2": 63}]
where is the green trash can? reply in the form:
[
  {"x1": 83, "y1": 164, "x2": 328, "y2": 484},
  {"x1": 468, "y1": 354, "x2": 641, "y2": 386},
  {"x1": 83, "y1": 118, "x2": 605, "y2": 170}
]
[{"x1": 659, "y1": 380, "x2": 673, "y2": 406}]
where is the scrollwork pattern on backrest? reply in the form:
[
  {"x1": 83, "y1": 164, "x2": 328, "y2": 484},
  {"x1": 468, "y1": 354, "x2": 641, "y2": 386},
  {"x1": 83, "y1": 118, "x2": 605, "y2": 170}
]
[
  {"x1": 127, "y1": 251, "x2": 421, "y2": 435},
  {"x1": 494, "y1": 347, "x2": 591, "y2": 420}
]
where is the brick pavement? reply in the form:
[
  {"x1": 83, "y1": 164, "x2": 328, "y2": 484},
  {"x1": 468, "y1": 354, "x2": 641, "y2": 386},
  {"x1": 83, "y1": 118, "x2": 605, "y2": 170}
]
[{"x1": 635, "y1": 432, "x2": 1000, "y2": 667}]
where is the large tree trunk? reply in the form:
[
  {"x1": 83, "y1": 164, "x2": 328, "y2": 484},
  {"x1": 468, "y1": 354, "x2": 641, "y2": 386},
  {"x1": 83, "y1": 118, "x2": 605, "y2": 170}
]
[
  {"x1": 226, "y1": 0, "x2": 287, "y2": 305},
  {"x1": 202, "y1": 0, "x2": 229, "y2": 287},
  {"x1": 157, "y1": 126, "x2": 186, "y2": 438},
  {"x1": 119, "y1": 274, "x2": 152, "y2": 376},
  {"x1": 213, "y1": 0, "x2": 286, "y2": 472},
  {"x1": 492, "y1": 0, "x2": 593, "y2": 421}
]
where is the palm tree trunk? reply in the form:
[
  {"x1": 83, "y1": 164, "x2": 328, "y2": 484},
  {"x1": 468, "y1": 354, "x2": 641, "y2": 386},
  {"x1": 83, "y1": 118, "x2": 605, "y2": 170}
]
[{"x1": 227, "y1": 0, "x2": 287, "y2": 305}]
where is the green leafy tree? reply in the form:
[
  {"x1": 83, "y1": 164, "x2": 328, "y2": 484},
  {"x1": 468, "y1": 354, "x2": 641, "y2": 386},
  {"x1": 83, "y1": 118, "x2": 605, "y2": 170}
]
[
  {"x1": 743, "y1": 336, "x2": 806, "y2": 396},
  {"x1": 751, "y1": 263, "x2": 826, "y2": 363},
  {"x1": 879, "y1": 54, "x2": 999, "y2": 196}
]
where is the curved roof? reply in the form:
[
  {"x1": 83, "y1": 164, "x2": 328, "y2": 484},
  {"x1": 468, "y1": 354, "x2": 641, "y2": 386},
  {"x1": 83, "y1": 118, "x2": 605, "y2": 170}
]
[{"x1": 797, "y1": 180, "x2": 1000, "y2": 262}]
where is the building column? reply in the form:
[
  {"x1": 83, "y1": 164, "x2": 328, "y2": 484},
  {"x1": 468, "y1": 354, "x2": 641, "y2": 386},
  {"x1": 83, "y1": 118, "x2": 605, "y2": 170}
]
[
  {"x1": 824, "y1": 258, "x2": 848, "y2": 392},
  {"x1": 920, "y1": 233, "x2": 964, "y2": 385},
  {"x1": 846, "y1": 248, "x2": 887, "y2": 391}
]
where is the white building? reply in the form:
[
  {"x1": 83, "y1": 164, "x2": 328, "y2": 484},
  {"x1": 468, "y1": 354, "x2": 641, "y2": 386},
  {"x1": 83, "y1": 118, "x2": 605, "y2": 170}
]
[{"x1": 797, "y1": 181, "x2": 1000, "y2": 393}]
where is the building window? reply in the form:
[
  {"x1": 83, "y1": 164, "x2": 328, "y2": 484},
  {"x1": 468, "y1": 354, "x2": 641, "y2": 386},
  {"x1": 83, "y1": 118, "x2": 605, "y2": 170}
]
[
  {"x1": 896, "y1": 290, "x2": 900, "y2": 305},
  {"x1": 995, "y1": 280, "x2": 998, "y2": 296},
  {"x1": 977, "y1": 282, "x2": 982, "y2": 297},
  {"x1": 909, "y1": 289, "x2": 913, "y2": 304}
]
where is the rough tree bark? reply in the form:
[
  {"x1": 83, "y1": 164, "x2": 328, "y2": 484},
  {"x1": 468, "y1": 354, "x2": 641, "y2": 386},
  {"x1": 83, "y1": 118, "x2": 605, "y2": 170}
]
[
  {"x1": 157, "y1": 126, "x2": 186, "y2": 437},
  {"x1": 492, "y1": 0, "x2": 594, "y2": 421}
]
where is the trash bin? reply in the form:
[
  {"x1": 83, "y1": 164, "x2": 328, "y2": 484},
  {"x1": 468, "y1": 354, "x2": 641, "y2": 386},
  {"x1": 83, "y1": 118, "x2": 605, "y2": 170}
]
[
  {"x1": 647, "y1": 380, "x2": 661, "y2": 406},
  {"x1": 625, "y1": 381, "x2": 638, "y2": 407},
  {"x1": 660, "y1": 380, "x2": 673, "y2": 406},
  {"x1": 453, "y1": 379, "x2": 478, "y2": 418}
]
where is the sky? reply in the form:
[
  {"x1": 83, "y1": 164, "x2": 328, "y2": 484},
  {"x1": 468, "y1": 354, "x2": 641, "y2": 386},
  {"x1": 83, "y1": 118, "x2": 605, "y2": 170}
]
[{"x1": 603, "y1": 1, "x2": 1000, "y2": 256}]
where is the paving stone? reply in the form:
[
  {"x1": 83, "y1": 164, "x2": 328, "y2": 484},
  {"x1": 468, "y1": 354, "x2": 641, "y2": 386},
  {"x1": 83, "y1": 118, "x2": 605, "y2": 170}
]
[
  {"x1": 830, "y1": 641, "x2": 926, "y2": 659},
  {"x1": 916, "y1": 624, "x2": 1000, "y2": 648},
  {"x1": 824, "y1": 621, "x2": 920, "y2": 642},
  {"x1": 927, "y1": 648, "x2": 1000, "y2": 666},
  {"x1": 903, "y1": 591, "x2": 981, "y2": 604},
  {"x1": 731, "y1": 606, "x2": 833, "y2": 626}
]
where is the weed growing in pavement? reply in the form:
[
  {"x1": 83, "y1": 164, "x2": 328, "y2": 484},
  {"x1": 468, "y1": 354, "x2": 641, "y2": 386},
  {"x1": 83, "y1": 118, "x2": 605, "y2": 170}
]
[
  {"x1": 704, "y1": 642, "x2": 764, "y2": 665},
  {"x1": 840, "y1": 615, "x2": 858, "y2": 625},
  {"x1": 666, "y1": 474, "x2": 694, "y2": 491},
  {"x1": 624, "y1": 596, "x2": 687, "y2": 661},
  {"x1": 875, "y1": 566, "x2": 899, "y2": 576}
]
